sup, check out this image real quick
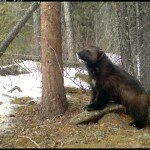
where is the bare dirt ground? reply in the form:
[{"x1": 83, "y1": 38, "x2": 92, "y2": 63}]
[{"x1": 0, "y1": 88, "x2": 149, "y2": 148}]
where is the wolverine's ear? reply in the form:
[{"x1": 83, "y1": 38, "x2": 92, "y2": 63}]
[{"x1": 97, "y1": 51, "x2": 104, "y2": 60}]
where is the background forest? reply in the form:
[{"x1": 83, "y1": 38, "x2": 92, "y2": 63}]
[{"x1": 0, "y1": 2, "x2": 149, "y2": 90}]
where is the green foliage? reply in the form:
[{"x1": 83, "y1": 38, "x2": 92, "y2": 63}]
[
  {"x1": 71, "y1": 2, "x2": 99, "y2": 27},
  {"x1": 0, "y1": 2, "x2": 34, "y2": 65},
  {"x1": 71, "y1": 2, "x2": 101, "y2": 49}
]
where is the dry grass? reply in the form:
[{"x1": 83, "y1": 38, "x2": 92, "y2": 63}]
[
  {"x1": 0, "y1": 90, "x2": 149, "y2": 148},
  {"x1": 11, "y1": 97, "x2": 33, "y2": 105}
]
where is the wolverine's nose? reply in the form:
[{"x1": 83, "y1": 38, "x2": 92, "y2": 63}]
[
  {"x1": 77, "y1": 51, "x2": 80, "y2": 55},
  {"x1": 77, "y1": 51, "x2": 84, "y2": 58},
  {"x1": 77, "y1": 51, "x2": 81, "y2": 58}
]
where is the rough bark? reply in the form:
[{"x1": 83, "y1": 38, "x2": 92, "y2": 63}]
[
  {"x1": 40, "y1": 2, "x2": 68, "y2": 120},
  {"x1": 127, "y1": 2, "x2": 138, "y2": 78},
  {"x1": 136, "y1": 2, "x2": 150, "y2": 91},
  {"x1": 63, "y1": 2, "x2": 76, "y2": 62},
  {"x1": 0, "y1": 2, "x2": 40, "y2": 57},
  {"x1": 116, "y1": 2, "x2": 135, "y2": 75}
]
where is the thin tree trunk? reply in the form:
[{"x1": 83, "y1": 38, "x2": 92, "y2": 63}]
[
  {"x1": 136, "y1": 2, "x2": 150, "y2": 91},
  {"x1": 33, "y1": 7, "x2": 41, "y2": 61},
  {"x1": 40, "y1": 2, "x2": 68, "y2": 120},
  {"x1": 63, "y1": 2, "x2": 76, "y2": 62},
  {"x1": 94, "y1": 14, "x2": 98, "y2": 46},
  {"x1": 127, "y1": 2, "x2": 138, "y2": 78},
  {"x1": 0, "y1": 2, "x2": 40, "y2": 57},
  {"x1": 116, "y1": 2, "x2": 135, "y2": 75}
]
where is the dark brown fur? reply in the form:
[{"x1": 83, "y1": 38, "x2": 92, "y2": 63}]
[{"x1": 77, "y1": 46, "x2": 149, "y2": 129}]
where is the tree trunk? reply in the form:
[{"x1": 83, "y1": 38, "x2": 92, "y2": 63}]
[
  {"x1": 40, "y1": 2, "x2": 68, "y2": 120},
  {"x1": 116, "y1": 2, "x2": 135, "y2": 75},
  {"x1": 63, "y1": 2, "x2": 76, "y2": 63},
  {"x1": 0, "y1": 2, "x2": 40, "y2": 57},
  {"x1": 33, "y1": 7, "x2": 41, "y2": 61},
  {"x1": 127, "y1": 2, "x2": 138, "y2": 78},
  {"x1": 136, "y1": 2, "x2": 150, "y2": 91}
]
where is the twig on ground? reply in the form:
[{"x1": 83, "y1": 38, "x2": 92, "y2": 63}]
[{"x1": 18, "y1": 135, "x2": 40, "y2": 148}]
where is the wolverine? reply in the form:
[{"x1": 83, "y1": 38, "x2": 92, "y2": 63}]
[{"x1": 77, "y1": 46, "x2": 149, "y2": 129}]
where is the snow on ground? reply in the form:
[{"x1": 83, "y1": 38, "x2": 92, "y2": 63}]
[
  {"x1": 0, "y1": 53, "x2": 121, "y2": 131},
  {"x1": 64, "y1": 67, "x2": 89, "y2": 89},
  {"x1": 0, "y1": 63, "x2": 41, "y2": 118},
  {"x1": 0, "y1": 60, "x2": 89, "y2": 118}
]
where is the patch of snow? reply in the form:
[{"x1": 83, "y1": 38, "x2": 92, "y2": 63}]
[
  {"x1": 0, "y1": 60, "x2": 90, "y2": 118},
  {"x1": 106, "y1": 53, "x2": 121, "y2": 65},
  {"x1": 0, "y1": 103, "x2": 17, "y2": 117}
]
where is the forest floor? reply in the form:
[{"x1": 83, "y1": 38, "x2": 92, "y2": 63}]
[{"x1": 0, "y1": 87, "x2": 149, "y2": 148}]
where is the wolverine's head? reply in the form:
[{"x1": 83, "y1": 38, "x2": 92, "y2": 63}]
[{"x1": 77, "y1": 46, "x2": 104, "y2": 64}]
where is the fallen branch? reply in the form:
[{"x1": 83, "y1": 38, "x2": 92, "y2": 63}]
[
  {"x1": 70, "y1": 104, "x2": 126, "y2": 125},
  {"x1": 0, "y1": 2, "x2": 40, "y2": 57},
  {"x1": 2, "y1": 93, "x2": 13, "y2": 98},
  {"x1": 8, "y1": 86, "x2": 22, "y2": 93}
]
